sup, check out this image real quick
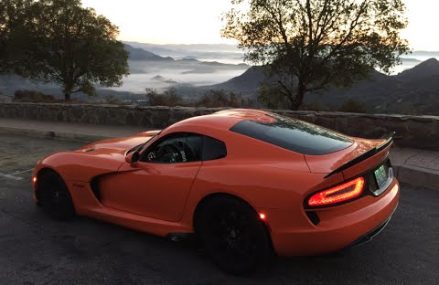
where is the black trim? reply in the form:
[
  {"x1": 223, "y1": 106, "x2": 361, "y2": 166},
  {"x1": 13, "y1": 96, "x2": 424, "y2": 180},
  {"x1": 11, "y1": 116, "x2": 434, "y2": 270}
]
[
  {"x1": 166, "y1": 233, "x2": 195, "y2": 242},
  {"x1": 201, "y1": 136, "x2": 227, "y2": 161},
  {"x1": 90, "y1": 177, "x2": 101, "y2": 201},
  {"x1": 139, "y1": 132, "x2": 227, "y2": 163},
  {"x1": 306, "y1": 211, "x2": 320, "y2": 225},
  {"x1": 349, "y1": 202, "x2": 398, "y2": 247},
  {"x1": 348, "y1": 218, "x2": 390, "y2": 247},
  {"x1": 324, "y1": 136, "x2": 394, "y2": 178}
]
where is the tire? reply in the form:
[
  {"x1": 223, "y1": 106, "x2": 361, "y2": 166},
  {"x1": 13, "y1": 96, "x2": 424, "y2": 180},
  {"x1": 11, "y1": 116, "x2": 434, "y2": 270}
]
[
  {"x1": 195, "y1": 196, "x2": 273, "y2": 275},
  {"x1": 37, "y1": 170, "x2": 75, "y2": 220}
]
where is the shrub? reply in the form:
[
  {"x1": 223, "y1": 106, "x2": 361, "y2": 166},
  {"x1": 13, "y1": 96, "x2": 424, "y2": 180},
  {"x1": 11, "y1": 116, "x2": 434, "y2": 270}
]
[
  {"x1": 145, "y1": 88, "x2": 255, "y2": 108},
  {"x1": 104, "y1": 95, "x2": 123, "y2": 105},
  {"x1": 257, "y1": 84, "x2": 291, "y2": 109},
  {"x1": 146, "y1": 88, "x2": 186, "y2": 107},
  {"x1": 13, "y1": 90, "x2": 56, "y2": 103},
  {"x1": 196, "y1": 90, "x2": 253, "y2": 108},
  {"x1": 338, "y1": 99, "x2": 368, "y2": 113},
  {"x1": 300, "y1": 102, "x2": 329, "y2": 112}
]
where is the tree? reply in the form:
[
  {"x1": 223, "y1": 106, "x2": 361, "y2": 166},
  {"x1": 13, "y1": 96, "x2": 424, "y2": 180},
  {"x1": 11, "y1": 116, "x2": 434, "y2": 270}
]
[
  {"x1": 338, "y1": 99, "x2": 368, "y2": 113},
  {"x1": 146, "y1": 88, "x2": 185, "y2": 107},
  {"x1": 0, "y1": 0, "x2": 34, "y2": 73},
  {"x1": 223, "y1": 0, "x2": 409, "y2": 110},
  {"x1": 196, "y1": 90, "x2": 244, "y2": 107},
  {"x1": 12, "y1": 0, "x2": 129, "y2": 101}
]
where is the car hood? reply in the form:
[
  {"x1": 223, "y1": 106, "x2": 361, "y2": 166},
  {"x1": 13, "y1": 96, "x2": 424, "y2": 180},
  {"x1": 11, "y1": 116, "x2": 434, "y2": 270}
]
[
  {"x1": 77, "y1": 130, "x2": 161, "y2": 154},
  {"x1": 304, "y1": 137, "x2": 388, "y2": 174}
]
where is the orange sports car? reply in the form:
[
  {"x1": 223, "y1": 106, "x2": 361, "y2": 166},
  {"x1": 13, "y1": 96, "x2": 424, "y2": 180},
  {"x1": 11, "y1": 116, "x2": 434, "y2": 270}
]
[{"x1": 32, "y1": 109, "x2": 399, "y2": 274}]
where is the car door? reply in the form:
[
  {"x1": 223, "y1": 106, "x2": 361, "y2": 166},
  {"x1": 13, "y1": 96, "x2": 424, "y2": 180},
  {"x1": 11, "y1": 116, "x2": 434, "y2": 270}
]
[{"x1": 99, "y1": 133, "x2": 203, "y2": 222}]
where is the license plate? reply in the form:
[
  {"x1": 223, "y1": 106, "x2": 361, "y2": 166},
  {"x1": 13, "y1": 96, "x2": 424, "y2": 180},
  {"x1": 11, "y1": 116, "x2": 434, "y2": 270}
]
[{"x1": 374, "y1": 165, "x2": 388, "y2": 189}]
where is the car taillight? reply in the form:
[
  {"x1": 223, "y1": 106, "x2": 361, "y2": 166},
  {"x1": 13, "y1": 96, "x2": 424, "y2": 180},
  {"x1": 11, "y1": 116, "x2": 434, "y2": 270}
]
[{"x1": 308, "y1": 177, "x2": 365, "y2": 207}]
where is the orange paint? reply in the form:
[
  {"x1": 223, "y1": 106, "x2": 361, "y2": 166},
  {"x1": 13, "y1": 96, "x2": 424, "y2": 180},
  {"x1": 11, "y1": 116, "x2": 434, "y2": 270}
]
[{"x1": 32, "y1": 109, "x2": 399, "y2": 257}]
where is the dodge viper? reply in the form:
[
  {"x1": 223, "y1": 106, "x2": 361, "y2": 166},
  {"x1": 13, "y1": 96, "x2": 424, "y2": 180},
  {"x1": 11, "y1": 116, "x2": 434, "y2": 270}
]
[{"x1": 32, "y1": 109, "x2": 399, "y2": 274}]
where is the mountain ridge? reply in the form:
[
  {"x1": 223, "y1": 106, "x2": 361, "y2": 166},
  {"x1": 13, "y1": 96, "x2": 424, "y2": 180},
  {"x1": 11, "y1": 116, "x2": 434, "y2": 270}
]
[
  {"x1": 202, "y1": 58, "x2": 439, "y2": 115},
  {"x1": 125, "y1": 44, "x2": 174, "y2": 61}
]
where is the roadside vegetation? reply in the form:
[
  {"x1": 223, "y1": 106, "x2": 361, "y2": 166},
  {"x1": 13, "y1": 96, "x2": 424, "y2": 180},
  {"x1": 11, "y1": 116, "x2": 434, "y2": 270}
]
[
  {"x1": 145, "y1": 89, "x2": 256, "y2": 108},
  {"x1": 11, "y1": 88, "x2": 367, "y2": 113}
]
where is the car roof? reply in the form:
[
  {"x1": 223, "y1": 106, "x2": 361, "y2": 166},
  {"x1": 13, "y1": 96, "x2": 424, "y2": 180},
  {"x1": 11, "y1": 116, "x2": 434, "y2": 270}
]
[{"x1": 167, "y1": 109, "x2": 273, "y2": 132}]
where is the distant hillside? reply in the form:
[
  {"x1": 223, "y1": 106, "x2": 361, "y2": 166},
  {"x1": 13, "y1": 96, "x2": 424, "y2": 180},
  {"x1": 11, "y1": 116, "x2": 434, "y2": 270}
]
[
  {"x1": 309, "y1": 58, "x2": 439, "y2": 114},
  {"x1": 124, "y1": 42, "x2": 242, "y2": 54},
  {"x1": 125, "y1": 45, "x2": 173, "y2": 61},
  {"x1": 396, "y1": 58, "x2": 439, "y2": 81},
  {"x1": 207, "y1": 66, "x2": 266, "y2": 94},
  {"x1": 123, "y1": 41, "x2": 245, "y2": 64},
  {"x1": 124, "y1": 44, "x2": 248, "y2": 69},
  {"x1": 203, "y1": 58, "x2": 439, "y2": 115}
]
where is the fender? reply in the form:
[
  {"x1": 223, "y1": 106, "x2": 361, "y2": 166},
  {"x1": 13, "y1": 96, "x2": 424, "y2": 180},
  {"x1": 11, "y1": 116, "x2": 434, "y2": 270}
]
[{"x1": 36, "y1": 149, "x2": 125, "y2": 182}]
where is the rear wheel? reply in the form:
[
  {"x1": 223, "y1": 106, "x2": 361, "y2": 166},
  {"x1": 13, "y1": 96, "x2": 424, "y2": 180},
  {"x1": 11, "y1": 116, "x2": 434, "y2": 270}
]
[
  {"x1": 195, "y1": 196, "x2": 273, "y2": 275},
  {"x1": 37, "y1": 170, "x2": 75, "y2": 220}
]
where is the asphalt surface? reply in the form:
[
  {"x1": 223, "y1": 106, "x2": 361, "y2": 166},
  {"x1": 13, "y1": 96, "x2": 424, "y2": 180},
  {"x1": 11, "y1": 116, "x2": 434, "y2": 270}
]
[{"x1": 0, "y1": 134, "x2": 438, "y2": 284}]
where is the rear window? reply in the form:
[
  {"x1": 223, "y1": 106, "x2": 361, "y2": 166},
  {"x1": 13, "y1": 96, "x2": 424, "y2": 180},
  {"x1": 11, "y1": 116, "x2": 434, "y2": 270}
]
[
  {"x1": 202, "y1": 136, "x2": 227, "y2": 161},
  {"x1": 230, "y1": 114, "x2": 353, "y2": 155}
]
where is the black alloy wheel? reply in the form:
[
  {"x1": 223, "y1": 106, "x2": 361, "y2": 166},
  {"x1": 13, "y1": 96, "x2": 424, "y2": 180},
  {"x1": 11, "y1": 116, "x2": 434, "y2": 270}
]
[
  {"x1": 38, "y1": 170, "x2": 75, "y2": 220},
  {"x1": 195, "y1": 196, "x2": 273, "y2": 274}
]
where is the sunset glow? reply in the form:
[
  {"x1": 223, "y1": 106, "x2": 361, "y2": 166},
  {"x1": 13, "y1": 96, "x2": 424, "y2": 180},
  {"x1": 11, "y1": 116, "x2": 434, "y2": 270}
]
[
  {"x1": 81, "y1": 0, "x2": 439, "y2": 51},
  {"x1": 81, "y1": 0, "x2": 235, "y2": 45}
]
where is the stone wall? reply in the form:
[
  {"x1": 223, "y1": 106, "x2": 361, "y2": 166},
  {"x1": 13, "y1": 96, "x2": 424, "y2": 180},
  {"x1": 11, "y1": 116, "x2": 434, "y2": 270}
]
[{"x1": 0, "y1": 102, "x2": 438, "y2": 150}]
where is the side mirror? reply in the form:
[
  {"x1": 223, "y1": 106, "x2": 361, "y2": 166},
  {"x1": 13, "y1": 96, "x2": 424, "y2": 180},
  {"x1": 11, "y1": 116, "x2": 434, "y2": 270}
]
[{"x1": 125, "y1": 151, "x2": 140, "y2": 165}]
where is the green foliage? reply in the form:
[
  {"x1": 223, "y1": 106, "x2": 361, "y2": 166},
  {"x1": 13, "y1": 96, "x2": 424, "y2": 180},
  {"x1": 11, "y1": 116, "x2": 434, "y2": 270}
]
[
  {"x1": 300, "y1": 102, "x2": 328, "y2": 112},
  {"x1": 0, "y1": 0, "x2": 34, "y2": 72},
  {"x1": 146, "y1": 88, "x2": 254, "y2": 108},
  {"x1": 13, "y1": 90, "x2": 56, "y2": 103},
  {"x1": 258, "y1": 84, "x2": 290, "y2": 109},
  {"x1": 338, "y1": 99, "x2": 368, "y2": 113},
  {"x1": 0, "y1": 0, "x2": 129, "y2": 101},
  {"x1": 196, "y1": 90, "x2": 253, "y2": 108},
  {"x1": 146, "y1": 88, "x2": 186, "y2": 107},
  {"x1": 104, "y1": 95, "x2": 123, "y2": 105},
  {"x1": 223, "y1": 0, "x2": 410, "y2": 110}
]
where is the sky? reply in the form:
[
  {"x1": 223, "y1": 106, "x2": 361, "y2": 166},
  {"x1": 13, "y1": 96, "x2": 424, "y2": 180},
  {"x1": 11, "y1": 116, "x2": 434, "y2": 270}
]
[{"x1": 82, "y1": 0, "x2": 439, "y2": 51}]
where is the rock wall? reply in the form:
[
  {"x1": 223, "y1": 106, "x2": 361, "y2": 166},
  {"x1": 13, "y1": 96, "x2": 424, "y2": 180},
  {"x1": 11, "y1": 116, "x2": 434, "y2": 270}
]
[{"x1": 0, "y1": 102, "x2": 437, "y2": 149}]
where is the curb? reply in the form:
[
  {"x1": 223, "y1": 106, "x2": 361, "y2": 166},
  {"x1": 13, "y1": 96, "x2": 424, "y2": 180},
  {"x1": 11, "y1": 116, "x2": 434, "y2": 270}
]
[
  {"x1": 394, "y1": 164, "x2": 439, "y2": 191},
  {"x1": 0, "y1": 126, "x2": 108, "y2": 143}
]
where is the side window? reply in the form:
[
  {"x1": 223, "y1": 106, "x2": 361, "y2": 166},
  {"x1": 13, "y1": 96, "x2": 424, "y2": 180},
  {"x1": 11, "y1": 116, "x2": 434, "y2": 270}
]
[
  {"x1": 142, "y1": 133, "x2": 202, "y2": 164},
  {"x1": 202, "y1": 136, "x2": 227, "y2": 161}
]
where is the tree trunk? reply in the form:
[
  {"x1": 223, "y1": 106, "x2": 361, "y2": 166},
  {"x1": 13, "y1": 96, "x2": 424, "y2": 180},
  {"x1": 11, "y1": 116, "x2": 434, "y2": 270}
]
[
  {"x1": 291, "y1": 82, "x2": 306, "y2": 110},
  {"x1": 64, "y1": 92, "x2": 71, "y2": 102},
  {"x1": 63, "y1": 83, "x2": 73, "y2": 102}
]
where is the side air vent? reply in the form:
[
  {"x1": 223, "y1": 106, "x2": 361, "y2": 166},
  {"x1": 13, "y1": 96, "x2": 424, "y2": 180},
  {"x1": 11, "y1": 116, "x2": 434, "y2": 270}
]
[
  {"x1": 90, "y1": 177, "x2": 101, "y2": 201},
  {"x1": 306, "y1": 211, "x2": 320, "y2": 225}
]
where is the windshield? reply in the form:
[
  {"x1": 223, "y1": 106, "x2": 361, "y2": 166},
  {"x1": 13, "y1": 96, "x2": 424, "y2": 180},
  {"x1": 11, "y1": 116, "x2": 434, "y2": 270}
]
[
  {"x1": 126, "y1": 131, "x2": 162, "y2": 155},
  {"x1": 230, "y1": 114, "x2": 353, "y2": 155}
]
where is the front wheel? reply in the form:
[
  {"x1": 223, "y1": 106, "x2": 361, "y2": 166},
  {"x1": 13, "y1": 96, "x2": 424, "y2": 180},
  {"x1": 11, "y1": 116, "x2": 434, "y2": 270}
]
[
  {"x1": 37, "y1": 170, "x2": 75, "y2": 220},
  {"x1": 195, "y1": 196, "x2": 273, "y2": 275}
]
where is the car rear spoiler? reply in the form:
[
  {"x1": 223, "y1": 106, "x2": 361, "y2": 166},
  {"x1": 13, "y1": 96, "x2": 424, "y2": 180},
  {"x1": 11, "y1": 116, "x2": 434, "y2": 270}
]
[{"x1": 324, "y1": 133, "x2": 395, "y2": 178}]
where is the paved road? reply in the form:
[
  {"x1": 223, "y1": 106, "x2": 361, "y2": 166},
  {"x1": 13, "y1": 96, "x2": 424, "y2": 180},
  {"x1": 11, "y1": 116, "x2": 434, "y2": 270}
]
[{"x1": 0, "y1": 134, "x2": 438, "y2": 284}]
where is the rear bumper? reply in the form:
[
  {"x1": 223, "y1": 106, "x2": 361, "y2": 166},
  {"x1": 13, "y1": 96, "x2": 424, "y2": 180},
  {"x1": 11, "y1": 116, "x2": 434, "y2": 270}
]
[
  {"x1": 348, "y1": 209, "x2": 395, "y2": 248},
  {"x1": 268, "y1": 179, "x2": 400, "y2": 257}
]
